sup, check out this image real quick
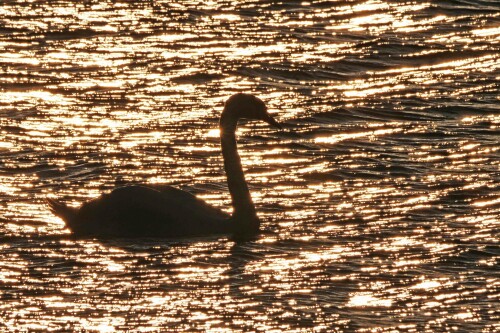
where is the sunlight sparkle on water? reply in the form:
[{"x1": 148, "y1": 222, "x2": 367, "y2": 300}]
[
  {"x1": 347, "y1": 293, "x2": 393, "y2": 308},
  {"x1": 0, "y1": 0, "x2": 498, "y2": 331}
]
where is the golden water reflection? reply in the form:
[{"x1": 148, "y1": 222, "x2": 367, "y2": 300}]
[{"x1": 1, "y1": 0, "x2": 498, "y2": 331}]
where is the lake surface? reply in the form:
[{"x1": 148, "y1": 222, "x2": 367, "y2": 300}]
[{"x1": 0, "y1": 0, "x2": 499, "y2": 332}]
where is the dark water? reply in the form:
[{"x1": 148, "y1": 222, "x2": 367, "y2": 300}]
[{"x1": 0, "y1": 0, "x2": 499, "y2": 332}]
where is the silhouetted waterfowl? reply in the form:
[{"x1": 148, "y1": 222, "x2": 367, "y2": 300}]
[{"x1": 47, "y1": 93, "x2": 281, "y2": 240}]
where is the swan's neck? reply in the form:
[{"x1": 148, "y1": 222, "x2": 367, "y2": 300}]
[{"x1": 220, "y1": 112, "x2": 258, "y2": 226}]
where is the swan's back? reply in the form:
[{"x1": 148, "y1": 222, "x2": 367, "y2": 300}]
[{"x1": 50, "y1": 185, "x2": 230, "y2": 237}]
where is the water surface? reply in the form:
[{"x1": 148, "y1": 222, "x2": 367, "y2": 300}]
[{"x1": 0, "y1": 0, "x2": 499, "y2": 332}]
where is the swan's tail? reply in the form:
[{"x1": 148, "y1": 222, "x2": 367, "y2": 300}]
[{"x1": 46, "y1": 198, "x2": 77, "y2": 224}]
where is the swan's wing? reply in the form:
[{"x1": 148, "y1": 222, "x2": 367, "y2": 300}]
[
  {"x1": 75, "y1": 185, "x2": 229, "y2": 237},
  {"x1": 146, "y1": 185, "x2": 230, "y2": 220}
]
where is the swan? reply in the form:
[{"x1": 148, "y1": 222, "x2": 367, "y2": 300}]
[{"x1": 47, "y1": 93, "x2": 281, "y2": 240}]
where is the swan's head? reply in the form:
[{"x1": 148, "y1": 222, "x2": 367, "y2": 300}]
[{"x1": 221, "y1": 93, "x2": 281, "y2": 131}]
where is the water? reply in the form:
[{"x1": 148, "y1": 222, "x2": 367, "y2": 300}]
[{"x1": 0, "y1": 0, "x2": 499, "y2": 331}]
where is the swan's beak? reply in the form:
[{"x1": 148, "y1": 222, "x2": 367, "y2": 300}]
[{"x1": 263, "y1": 113, "x2": 282, "y2": 129}]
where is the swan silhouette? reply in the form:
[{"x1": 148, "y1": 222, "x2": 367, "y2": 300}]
[{"x1": 47, "y1": 93, "x2": 281, "y2": 239}]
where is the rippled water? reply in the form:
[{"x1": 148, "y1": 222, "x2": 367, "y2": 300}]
[{"x1": 1, "y1": 0, "x2": 499, "y2": 332}]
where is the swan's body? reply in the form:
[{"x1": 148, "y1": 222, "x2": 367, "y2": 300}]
[
  {"x1": 47, "y1": 93, "x2": 280, "y2": 239},
  {"x1": 48, "y1": 185, "x2": 230, "y2": 237}
]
